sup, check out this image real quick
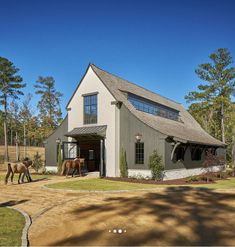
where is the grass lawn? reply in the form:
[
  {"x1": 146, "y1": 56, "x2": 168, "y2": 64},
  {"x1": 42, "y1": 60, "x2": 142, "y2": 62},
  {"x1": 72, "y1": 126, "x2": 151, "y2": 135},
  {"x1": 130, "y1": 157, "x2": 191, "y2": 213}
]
[
  {"x1": 0, "y1": 207, "x2": 25, "y2": 246},
  {"x1": 46, "y1": 177, "x2": 235, "y2": 191},
  {"x1": 47, "y1": 178, "x2": 159, "y2": 191}
]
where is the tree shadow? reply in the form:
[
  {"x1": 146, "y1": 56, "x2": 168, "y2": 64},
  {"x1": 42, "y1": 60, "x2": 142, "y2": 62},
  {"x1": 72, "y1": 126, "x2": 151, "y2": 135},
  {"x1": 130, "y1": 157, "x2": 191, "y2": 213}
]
[
  {"x1": 50, "y1": 187, "x2": 235, "y2": 246},
  {"x1": 0, "y1": 199, "x2": 29, "y2": 207}
]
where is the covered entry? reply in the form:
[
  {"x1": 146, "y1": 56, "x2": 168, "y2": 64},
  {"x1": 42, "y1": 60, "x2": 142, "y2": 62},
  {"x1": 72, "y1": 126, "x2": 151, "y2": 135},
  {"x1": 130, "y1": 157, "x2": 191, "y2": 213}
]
[{"x1": 64, "y1": 125, "x2": 107, "y2": 176}]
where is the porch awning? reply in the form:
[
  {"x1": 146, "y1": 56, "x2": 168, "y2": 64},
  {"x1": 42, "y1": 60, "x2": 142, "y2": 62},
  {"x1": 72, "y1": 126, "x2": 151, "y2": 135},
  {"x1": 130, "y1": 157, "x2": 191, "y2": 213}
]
[{"x1": 65, "y1": 125, "x2": 107, "y2": 139}]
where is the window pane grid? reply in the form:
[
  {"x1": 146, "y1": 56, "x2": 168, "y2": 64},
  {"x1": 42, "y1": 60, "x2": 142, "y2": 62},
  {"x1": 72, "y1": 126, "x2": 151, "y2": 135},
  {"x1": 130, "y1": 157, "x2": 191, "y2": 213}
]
[
  {"x1": 135, "y1": 143, "x2": 144, "y2": 164},
  {"x1": 84, "y1": 94, "x2": 97, "y2": 124},
  {"x1": 128, "y1": 94, "x2": 179, "y2": 121}
]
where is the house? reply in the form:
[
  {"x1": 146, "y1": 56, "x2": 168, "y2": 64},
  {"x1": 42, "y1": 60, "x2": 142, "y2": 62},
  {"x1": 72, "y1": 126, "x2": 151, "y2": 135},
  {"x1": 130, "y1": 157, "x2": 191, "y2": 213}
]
[{"x1": 44, "y1": 64, "x2": 226, "y2": 180}]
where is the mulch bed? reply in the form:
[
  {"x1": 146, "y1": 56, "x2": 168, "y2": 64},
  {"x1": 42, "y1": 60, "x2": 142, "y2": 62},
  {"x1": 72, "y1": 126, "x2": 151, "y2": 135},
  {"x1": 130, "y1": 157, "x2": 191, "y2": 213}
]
[{"x1": 103, "y1": 176, "x2": 214, "y2": 185}]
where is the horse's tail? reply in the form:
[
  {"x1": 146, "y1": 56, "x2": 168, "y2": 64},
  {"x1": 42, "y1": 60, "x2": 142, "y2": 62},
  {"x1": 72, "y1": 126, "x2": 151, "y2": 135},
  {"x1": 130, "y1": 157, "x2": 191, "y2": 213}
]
[
  {"x1": 5, "y1": 163, "x2": 13, "y2": 184},
  {"x1": 61, "y1": 161, "x2": 67, "y2": 175}
]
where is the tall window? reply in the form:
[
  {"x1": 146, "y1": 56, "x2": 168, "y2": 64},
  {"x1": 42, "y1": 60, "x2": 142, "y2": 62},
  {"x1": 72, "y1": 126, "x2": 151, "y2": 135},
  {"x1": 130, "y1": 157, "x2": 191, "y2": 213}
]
[
  {"x1": 135, "y1": 142, "x2": 144, "y2": 164},
  {"x1": 84, "y1": 94, "x2": 97, "y2": 124},
  {"x1": 128, "y1": 93, "x2": 179, "y2": 121}
]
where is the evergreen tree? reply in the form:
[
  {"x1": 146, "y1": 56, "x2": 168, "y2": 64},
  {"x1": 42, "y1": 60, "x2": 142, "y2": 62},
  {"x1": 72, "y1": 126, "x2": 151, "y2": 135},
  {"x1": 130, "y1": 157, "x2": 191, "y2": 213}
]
[
  {"x1": 185, "y1": 48, "x2": 235, "y2": 162},
  {"x1": 0, "y1": 57, "x2": 25, "y2": 161},
  {"x1": 185, "y1": 48, "x2": 235, "y2": 143},
  {"x1": 34, "y1": 76, "x2": 63, "y2": 134}
]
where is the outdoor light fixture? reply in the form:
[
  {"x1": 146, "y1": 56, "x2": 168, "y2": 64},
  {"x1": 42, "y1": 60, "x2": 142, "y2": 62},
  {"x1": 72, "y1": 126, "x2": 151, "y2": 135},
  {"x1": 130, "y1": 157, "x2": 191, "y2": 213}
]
[
  {"x1": 56, "y1": 138, "x2": 61, "y2": 144},
  {"x1": 135, "y1": 133, "x2": 142, "y2": 142}
]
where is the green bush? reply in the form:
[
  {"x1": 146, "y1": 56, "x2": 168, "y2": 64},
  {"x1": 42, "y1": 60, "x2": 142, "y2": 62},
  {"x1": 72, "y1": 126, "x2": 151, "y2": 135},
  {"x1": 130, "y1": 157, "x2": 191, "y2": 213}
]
[
  {"x1": 148, "y1": 150, "x2": 164, "y2": 180},
  {"x1": 32, "y1": 152, "x2": 43, "y2": 172},
  {"x1": 120, "y1": 146, "x2": 128, "y2": 177},
  {"x1": 185, "y1": 175, "x2": 199, "y2": 183},
  {"x1": 57, "y1": 143, "x2": 63, "y2": 173}
]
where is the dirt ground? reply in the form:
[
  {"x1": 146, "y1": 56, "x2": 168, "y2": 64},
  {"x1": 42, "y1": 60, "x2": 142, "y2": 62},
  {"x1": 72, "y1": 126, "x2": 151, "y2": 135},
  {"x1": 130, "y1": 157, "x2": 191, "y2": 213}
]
[{"x1": 1, "y1": 173, "x2": 235, "y2": 246}]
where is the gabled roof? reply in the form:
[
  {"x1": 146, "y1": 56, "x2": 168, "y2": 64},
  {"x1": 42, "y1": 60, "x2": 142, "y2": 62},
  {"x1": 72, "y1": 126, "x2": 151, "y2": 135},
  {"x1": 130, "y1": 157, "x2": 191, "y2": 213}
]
[{"x1": 90, "y1": 64, "x2": 225, "y2": 147}]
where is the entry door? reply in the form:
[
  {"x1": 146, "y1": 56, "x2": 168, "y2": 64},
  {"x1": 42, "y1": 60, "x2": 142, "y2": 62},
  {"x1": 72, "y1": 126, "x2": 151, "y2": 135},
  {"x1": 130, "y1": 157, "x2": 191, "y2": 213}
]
[{"x1": 62, "y1": 142, "x2": 78, "y2": 159}]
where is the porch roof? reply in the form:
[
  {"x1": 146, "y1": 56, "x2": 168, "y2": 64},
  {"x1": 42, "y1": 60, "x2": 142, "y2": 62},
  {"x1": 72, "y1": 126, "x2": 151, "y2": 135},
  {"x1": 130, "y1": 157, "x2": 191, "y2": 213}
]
[{"x1": 65, "y1": 125, "x2": 107, "y2": 138}]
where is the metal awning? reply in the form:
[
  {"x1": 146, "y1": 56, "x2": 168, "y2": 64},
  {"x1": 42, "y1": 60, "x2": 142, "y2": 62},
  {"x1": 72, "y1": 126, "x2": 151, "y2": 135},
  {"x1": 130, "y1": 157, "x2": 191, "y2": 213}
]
[{"x1": 65, "y1": 125, "x2": 107, "y2": 139}]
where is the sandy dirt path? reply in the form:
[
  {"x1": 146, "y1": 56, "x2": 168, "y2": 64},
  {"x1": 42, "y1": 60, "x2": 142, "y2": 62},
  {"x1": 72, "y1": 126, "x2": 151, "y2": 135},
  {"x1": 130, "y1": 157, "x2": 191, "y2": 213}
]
[{"x1": 1, "y1": 174, "x2": 235, "y2": 246}]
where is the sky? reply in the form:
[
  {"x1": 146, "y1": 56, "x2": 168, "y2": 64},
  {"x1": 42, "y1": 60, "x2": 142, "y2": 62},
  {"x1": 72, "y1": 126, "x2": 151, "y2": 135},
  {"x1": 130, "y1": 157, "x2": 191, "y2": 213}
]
[{"x1": 1, "y1": 0, "x2": 235, "y2": 117}]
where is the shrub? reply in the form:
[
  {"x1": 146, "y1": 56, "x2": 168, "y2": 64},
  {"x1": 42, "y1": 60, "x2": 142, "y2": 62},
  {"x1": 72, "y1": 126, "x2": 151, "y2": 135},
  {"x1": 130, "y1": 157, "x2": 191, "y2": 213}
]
[
  {"x1": 148, "y1": 150, "x2": 164, "y2": 180},
  {"x1": 185, "y1": 175, "x2": 199, "y2": 183},
  {"x1": 32, "y1": 152, "x2": 43, "y2": 172},
  {"x1": 120, "y1": 146, "x2": 128, "y2": 177},
  {"x1": 57, "y1": 144, "x2": 63, "y2": 173}
]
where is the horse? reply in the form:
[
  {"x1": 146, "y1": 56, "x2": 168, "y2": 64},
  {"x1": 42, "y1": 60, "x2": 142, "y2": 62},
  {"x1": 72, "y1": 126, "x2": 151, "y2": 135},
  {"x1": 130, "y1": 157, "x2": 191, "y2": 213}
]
[
  {"x1": 22, "y1": 158, "x2": 33, "y2": 182},
  {"x1": 61, "y1": 158, "x2": 85, "y2": 177},
  {"x1": 5, "y1": 162, "x2": 31, "y2": 184}
]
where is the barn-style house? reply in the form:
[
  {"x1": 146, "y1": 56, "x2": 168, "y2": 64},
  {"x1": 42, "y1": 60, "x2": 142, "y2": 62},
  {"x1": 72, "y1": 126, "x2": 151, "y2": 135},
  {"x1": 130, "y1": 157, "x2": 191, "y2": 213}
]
[{"x1": 44, "y1": 64, "x2": 226, "y2": 180}]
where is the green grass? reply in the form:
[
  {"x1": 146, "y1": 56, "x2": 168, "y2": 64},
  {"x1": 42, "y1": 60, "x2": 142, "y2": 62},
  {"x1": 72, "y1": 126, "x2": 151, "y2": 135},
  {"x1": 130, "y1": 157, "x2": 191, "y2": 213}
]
[
  {"x1": 47, "y1": 178, "x2": 158, "y2": 191},
  {"x1": 46, "y1": 177, "x2": 235, "y2": 191},
  {"x1": 0, "y1": 207, "x2": 25, "y2": 246}
]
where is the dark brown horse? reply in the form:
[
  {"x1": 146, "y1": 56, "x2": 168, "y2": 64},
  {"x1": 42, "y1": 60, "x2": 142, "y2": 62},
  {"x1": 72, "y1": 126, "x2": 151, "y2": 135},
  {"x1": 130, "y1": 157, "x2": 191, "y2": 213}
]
[
  {"x1": 5, "y1": 158, "x2": 33, "y2": 184},
  {"x1": 61, "y1": 158, "x2": 85, "y2": 177}
]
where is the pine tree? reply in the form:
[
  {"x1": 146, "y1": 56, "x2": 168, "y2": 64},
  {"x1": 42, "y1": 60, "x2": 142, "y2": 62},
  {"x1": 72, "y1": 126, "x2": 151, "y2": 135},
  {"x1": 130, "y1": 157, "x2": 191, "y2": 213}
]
[
  {"x1": 185, "y1": 48, "x2": 235, "y2": 143},
  {"x1": 0, "y1": 57, "x2": 25, "y2": 161},
  {"x1": 34, "y1": 76, "x2": 63, "y2": 133}
]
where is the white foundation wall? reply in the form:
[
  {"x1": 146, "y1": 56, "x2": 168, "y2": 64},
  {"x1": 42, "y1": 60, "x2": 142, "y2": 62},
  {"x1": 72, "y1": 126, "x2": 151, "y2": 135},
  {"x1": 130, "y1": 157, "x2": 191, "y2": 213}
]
[
  {"x1": 128, "y1": 165, "x2": 225, "y2": 180},
  {"x1": 67, "y1": 66, "x2": 117, "y2": 177}
]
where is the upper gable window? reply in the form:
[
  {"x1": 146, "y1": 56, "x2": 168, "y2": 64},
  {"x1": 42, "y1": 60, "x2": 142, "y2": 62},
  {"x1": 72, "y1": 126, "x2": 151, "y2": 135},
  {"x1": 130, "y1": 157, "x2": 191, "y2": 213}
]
[
  {"x1": 84, "y1": 94, "x2": 97, "y2": 124},
  {"x1": 128, "y1": 93, "x2": 179, "y2": 121}
]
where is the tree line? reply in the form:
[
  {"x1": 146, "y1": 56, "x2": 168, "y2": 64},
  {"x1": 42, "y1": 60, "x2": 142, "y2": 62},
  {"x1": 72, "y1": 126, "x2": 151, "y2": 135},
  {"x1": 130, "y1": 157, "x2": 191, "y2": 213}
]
[
  {"x1": 0, "y1": 57, "x2": 63, "y2": 161},
  {"x1": 0, "y1": 48, "x2": 235, "y2": 164}
]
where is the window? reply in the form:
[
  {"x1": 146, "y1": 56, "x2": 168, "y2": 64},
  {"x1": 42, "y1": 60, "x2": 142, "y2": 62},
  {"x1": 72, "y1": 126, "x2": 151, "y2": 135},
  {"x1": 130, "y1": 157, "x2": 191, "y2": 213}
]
[
  {"x1": 84, "y1": 94, "x2": 97, "y2": 124},
  {"x1": 89, "y1": 150, "x2": 94, "y2": 160},
  {"x1": 175, "y1": 146, "x2": 185, "y2": 161},
  {"x1": 135, "y1": 142, "x2": 144, "y2": 164},
  {"x1": 128, "y1": 93, "x2": 179, "y2": 121}
]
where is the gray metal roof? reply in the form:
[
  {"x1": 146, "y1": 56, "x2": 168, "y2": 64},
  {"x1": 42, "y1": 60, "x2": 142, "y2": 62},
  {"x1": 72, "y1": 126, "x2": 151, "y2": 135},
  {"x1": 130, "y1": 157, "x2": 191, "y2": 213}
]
[
  {"x1": 65, "y1": 125, "x2": 107, "y2": 138},
  {"x1": 90, "y1": 64, "x2": 225, "y2": 147}
]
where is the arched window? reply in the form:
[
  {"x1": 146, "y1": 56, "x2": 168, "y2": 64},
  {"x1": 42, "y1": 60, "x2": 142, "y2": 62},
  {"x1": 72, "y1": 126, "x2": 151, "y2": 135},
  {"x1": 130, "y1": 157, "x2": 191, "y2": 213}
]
[
  {"x1": 191, "y1": 146, "x2": 203, "y2": 161},
  {"x1": 173, "y1": 146, "x2": 186, "y2": 162}
]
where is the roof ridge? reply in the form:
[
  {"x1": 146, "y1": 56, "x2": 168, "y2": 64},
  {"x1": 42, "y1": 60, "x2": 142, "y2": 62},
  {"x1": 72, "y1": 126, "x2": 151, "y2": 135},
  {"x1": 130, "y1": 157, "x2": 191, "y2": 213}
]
[{"x1": 90, "y1": 63, "x2": 181, "y2": 106}]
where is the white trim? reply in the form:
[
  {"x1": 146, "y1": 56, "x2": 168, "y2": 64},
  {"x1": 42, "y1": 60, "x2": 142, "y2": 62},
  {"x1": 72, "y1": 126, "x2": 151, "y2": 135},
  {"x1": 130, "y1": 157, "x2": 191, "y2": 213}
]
[
  {"x1": 128, "y1": 165, "x2": 225, "y2": 180},
  {"x1": 45, "y1": 166, "x2": 57, "y2": 172}
]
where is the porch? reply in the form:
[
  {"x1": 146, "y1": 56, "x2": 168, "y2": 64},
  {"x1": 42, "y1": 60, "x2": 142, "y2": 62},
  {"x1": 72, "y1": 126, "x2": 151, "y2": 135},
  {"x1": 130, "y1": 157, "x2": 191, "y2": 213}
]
[{"x1": 63, "y1": 125, "x2": 107, "y2": 176}]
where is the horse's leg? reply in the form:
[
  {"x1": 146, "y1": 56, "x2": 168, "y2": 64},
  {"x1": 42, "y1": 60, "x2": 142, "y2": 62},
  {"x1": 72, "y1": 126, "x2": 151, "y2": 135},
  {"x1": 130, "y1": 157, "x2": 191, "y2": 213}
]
[
  {"x1": 27, "y1": 168, "x2": 32, "y2": 182},
  {"x1": 11, "y1": 172, "x2": 14, "y2": 184},
  {"x1": 18, "y1": 173, "x2": 22, "y2": 184},
  {"x1": 22, "y1": 173, "x2": 25, "y2": 183},
  {"x1": 79, "y1": 164, "x2": 82, "y2": 177},
  {"x1": 5, "y1": 170, "x2": 10, "y2": 185},
  {"x1": 66, "y1": 167, "x2": 69, "y2": 178}
]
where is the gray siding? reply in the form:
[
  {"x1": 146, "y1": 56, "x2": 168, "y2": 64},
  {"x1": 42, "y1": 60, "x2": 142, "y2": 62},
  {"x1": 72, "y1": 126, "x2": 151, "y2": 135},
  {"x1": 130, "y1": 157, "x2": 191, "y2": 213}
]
[
  {"x1": 165, "y1": 142, "x2": 226, "y2": 170},
  {"x1": 120, "y1": 105, "x2": 166, "y2": 170},
  {"x1": 45, "y1": 116, "x2": 68, "y2": 167}
]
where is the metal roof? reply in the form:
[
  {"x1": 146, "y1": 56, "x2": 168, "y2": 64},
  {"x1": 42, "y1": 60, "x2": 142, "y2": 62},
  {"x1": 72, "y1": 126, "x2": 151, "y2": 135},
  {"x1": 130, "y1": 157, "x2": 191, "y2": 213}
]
[{"x1": 65, "y1": 125, "x2": 107, "y2": 138}]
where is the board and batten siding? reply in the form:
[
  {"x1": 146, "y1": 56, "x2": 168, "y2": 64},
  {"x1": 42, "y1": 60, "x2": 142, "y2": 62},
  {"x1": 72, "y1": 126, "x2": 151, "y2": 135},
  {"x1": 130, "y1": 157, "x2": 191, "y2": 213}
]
[
  {"x1": 120, "y1": 104, "x2": 166, "y2": 171},
  {"x1": 45, "y1": 116, "x2": 68, "y2": 167},
  {"x1": 67, "y1": 66, "x2": 118, "y2": 177},
  {"x1": 164, "y1": 141, "x2": 226, "y2": 170}
]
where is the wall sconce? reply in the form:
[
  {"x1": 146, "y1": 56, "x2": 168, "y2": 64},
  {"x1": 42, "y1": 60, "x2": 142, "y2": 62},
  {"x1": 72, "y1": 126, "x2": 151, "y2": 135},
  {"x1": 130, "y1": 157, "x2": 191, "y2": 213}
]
[
  {"x1": 135, "y1": 133, "x2": 142, "y2": 142},
  {"x1": 56, "y1": 138, "x2": 61, "y2": 144}
]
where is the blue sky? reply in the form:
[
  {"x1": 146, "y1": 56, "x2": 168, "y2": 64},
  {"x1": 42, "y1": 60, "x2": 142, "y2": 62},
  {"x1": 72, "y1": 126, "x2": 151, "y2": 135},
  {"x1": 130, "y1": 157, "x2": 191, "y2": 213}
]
[{"x1": 1, "y1": 0, "x2": 235, "y2": 117}]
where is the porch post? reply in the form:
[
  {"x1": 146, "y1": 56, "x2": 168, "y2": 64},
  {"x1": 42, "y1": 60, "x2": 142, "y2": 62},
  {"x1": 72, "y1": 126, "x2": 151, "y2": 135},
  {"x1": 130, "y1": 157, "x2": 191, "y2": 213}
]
[{"x1": 100, "y1": 139, "x2": 104, "y2": 177}]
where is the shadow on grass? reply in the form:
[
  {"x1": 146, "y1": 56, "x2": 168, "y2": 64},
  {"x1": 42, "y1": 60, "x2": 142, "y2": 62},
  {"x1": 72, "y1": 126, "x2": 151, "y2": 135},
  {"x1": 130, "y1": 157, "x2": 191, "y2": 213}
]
[
  {"x1": 51, "y1": 187, "x2": 235, "y2": 246},
  {"x1": 0, "y1": 199, "x2": 29, "y2": 207}
]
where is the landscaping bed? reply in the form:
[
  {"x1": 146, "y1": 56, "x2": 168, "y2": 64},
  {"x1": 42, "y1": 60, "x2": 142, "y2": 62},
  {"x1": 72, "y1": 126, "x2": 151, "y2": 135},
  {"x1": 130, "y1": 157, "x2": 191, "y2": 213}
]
[{"x1": 104, "y1": 171, "x2": 234, "y2": 185}]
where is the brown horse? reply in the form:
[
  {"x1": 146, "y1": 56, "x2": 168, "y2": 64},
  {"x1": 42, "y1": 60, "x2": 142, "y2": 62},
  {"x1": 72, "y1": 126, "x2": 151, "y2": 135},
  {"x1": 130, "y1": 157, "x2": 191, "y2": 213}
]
[
  {"x1": 5, "y1": 163, "x2": 31, "y2": 184},
  {"x1": 61, "y1": 158, "x2": 85, "y2": 177}
]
